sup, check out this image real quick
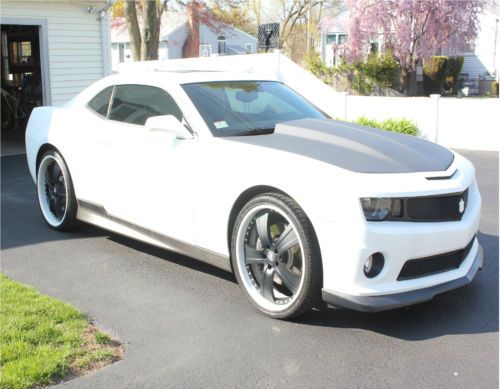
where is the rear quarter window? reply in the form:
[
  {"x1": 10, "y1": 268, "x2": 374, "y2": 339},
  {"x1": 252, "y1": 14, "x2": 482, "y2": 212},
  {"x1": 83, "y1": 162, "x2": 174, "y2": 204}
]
[{"x1": 87, "y1": 86, "x2": 114, "y2": 117}]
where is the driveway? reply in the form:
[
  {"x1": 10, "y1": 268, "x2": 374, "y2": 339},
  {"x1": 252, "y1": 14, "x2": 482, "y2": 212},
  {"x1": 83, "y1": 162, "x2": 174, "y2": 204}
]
[{"x1": 1, "y1": 150, "x2": 498, "y2": 388}]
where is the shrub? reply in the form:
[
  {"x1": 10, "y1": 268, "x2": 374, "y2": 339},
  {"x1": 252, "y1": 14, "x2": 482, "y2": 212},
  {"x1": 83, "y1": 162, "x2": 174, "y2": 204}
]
[
  {"x1": 306, "y1": 50, "x2": 331, "y2": 79},
  {"x1": 354, "y1": 117, "x2": 380, "y2": 129},
  {"x1": 305, "y1": 51, "x2": 399, "y2": 95},
  {"x1": 332, "y1": 62, "x2": 375, "y2": 95},
  {"x1": 423, "y1": 56, "x2": 448, "y2": 95},
  {"x1": 492, "y1": 81, "x2": 499, "y2": 97},
  {"x1": 360, "y1": 51, "x2": 398, "y2": 88},
  {"x1": 443, "y1": 56, "x2": 464, "y2": 93},
  {"x1": 354, "y1": 117, "x2": 419, "y2": 136}
]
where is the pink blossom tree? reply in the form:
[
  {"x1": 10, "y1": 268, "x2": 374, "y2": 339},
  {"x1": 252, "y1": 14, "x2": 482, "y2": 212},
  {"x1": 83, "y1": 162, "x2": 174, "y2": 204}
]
[{"x1": 345, "y1": 0, "x2": 489, "y2": 92}]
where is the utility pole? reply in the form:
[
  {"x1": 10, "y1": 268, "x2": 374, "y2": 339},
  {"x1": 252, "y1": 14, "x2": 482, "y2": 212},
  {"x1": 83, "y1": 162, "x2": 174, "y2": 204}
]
[{"x1": 306, "y1": 0, "x2": 312, "y2": 54}]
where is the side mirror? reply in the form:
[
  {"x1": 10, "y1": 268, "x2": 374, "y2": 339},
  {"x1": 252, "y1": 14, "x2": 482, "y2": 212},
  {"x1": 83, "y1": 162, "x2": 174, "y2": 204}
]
[{"x1": 144, "y1": 115, "x2": 193, "y2": 139}]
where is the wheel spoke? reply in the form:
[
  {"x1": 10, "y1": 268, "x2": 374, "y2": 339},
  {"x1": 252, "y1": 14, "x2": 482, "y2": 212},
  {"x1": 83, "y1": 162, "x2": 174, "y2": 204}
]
[
  {"x1": 51, "y1": 162, "x2": 61, "y2": 180},
  {"x1": 260, "y1": 267, "x2": 275, "y2": 301},
  {"x1": 274, "y1": 224, "x2": 299, "y2": 255},
  {"x1": 46, "y1": 162, "x2": 61, "y2": 186},
  {"x1": 245, "y1": 244, "x2": 266, "y2": 265},
  {"x1": 45, "y1": 170, "x2": 56, "y2": 187},
  {"x1": 53, "y1": 182, "x2": 66, "y2": 199},
  {"x1": 49, "y1": 197, "x2": 58, "y2": 215},
  {"x1": 256, "y1": 212, "x2": 271, "y2": 248},
  {"x1": 55, "y1": 203, "x2": 65, "y2": 219},
  {"x1": 275, "y1": 264, "x2": 301, "y2": 295},
  {"x1": 47, "y1": 176, "x2": 66, "y2": 221}
]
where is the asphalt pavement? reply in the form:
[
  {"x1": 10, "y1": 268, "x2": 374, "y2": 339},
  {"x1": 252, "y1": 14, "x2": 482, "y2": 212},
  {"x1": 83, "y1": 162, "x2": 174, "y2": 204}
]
[{"x1": 1, "y1": 150, "x2": 498, "y2": 388}]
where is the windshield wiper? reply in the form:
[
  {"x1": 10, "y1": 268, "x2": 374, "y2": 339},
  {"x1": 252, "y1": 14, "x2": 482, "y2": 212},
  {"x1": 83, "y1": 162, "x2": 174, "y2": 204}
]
[{"x1": 234, "y1": 128, "x2": 274, "y2": 136}]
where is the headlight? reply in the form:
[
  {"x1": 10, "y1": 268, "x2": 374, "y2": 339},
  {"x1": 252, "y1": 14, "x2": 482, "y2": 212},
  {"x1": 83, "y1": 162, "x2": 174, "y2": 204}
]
[{"x1": 360, "y1": 198, "x2": 403, "y2": 221}]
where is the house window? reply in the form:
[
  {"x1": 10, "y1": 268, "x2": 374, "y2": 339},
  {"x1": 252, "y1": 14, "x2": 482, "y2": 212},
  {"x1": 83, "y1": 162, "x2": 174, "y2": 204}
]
[
  {"x1": 326, "y1": 34, "x2": 337, "y2": 45},
  {"x1": 10, "y1": 41, "x2": 32, "y2": 64},
  {"x1": 218, "y1": 36, "x2": 226, "y2": 55},
  {"x1": 370, "y1": 42, "x2": 379, "y2": 53},
  {"x1": 326, "y1": 33, "x2": 347, "y2": 45},
  {"x1": 199, "y1": 44, "x2": 212, "y2": 57},
  {"x1": 245, "y1": 43, "x2": 253, "y2": 54}
]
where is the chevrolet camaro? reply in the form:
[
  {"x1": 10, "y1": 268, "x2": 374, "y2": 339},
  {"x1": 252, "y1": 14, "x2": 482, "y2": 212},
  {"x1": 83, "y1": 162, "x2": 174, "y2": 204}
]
[{"x1": 25, "y1": 71, "x2": 483, "y2": 319}]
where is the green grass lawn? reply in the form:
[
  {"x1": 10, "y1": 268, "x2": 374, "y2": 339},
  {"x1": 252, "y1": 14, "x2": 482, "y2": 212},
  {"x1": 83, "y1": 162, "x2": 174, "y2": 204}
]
[{"x1": 0, "y1": 274, "x2": 122, "y2": 388}]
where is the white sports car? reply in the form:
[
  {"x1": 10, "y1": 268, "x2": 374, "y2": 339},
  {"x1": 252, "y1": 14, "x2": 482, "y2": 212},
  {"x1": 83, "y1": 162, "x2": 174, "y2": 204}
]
[{"x1": 26, "y1": 71, "x2": 483, "y2": 319}]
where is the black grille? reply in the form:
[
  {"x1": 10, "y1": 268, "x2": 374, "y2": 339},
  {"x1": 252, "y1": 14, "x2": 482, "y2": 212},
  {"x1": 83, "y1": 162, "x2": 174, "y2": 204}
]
[
  {"x1": 387, "y1": 189, "x2": 468, "y2": 222},
  {"x1": 398, "y1": 237, "x2": 475, "y2": 281}
]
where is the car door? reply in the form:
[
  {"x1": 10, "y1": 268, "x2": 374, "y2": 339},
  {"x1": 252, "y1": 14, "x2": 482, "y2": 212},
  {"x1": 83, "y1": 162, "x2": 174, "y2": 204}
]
[
  {"x1": 103, "y1": 84, "x2": 197, "y2": 244},
  {"x1": 71, "y1": 86, "x2": 114, "y2": 207}
]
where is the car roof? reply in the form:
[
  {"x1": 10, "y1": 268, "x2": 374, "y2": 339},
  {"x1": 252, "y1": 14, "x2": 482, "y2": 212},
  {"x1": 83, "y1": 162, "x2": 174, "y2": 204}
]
[
  {"x1": 71, "y1": 70, "x2": 279, "y2": 108},
  {"x1": 105, "y1": 70, "x2": 278, "y2": 86}
]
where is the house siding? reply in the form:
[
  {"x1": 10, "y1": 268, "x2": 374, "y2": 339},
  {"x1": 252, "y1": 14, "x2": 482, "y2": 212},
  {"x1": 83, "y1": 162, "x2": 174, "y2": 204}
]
[
  {"x1": 199, "y1": 24, "x2": 256, "y2": 56},
  {"x1": 461, "y1": 11, "x2": 499, "y2": 80},
  {"x1": 166, "y1": 24, "x2": 189, "y2": 59},
  {"x1": 1, "y1": 1, "x2": 111, "y2": 105}
]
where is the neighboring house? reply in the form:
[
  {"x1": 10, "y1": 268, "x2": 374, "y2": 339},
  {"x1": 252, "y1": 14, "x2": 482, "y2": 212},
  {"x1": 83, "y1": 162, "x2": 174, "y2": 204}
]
[
  {"x1": 1, "y1": 0, "x2": 112, "y2": 107},
  {"x1": 320, "y1": 8, "x2": 383, "y2": 67},
  {"x1": 320, "y1": 7, "x2": 500, "y2": 83},
  {"x1": 320, "y1": 9, "x2": 349, "y2": 67},
  {"x1": 110, "y1": 13, "x2": 180, "y2": 70},
  {"x1": 450, "y1": 9, "x2": 499, "y2": 82},
  {"x1": 111, "y1": 6, "x2": 257, "y2": 72}
]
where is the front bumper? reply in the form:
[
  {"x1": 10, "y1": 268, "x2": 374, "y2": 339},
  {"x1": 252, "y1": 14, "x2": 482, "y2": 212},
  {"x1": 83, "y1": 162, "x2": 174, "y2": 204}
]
[{"x1": 322, "y1": 243, "x2": 483, "y2": 312}]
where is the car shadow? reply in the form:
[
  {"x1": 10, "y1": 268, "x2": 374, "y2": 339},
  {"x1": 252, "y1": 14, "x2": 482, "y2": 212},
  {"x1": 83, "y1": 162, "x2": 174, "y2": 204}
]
[
  {"x1": 108, "y1": 228, "x2": 498, "y2": 341},
  {"x1": 1, "y1": 155, "x2": 107, "y2": 250},
  {"x1": 107, "y1": 233, "x2": 236, "y2": 283}
]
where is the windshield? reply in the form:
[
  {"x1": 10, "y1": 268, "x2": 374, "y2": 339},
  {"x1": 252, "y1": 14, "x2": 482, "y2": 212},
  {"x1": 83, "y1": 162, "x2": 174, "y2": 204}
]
[{"x1": 182, "y1": 81, "x2": 327, "y2": 136}]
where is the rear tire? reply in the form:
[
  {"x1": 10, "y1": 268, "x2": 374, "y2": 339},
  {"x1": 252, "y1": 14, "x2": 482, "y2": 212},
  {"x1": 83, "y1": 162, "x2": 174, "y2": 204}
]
[
  {"x1": 231, "y1": 193, "x2": 322, "y2": 319},
  {"x1": 36, "y1": 150, "x2": 78, "y2": 230}
]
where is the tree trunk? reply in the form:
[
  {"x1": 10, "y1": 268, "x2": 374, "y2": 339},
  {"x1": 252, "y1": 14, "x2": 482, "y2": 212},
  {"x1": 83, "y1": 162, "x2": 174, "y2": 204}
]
[
  {"x1": 399, "y1": 68, "x2": 408, "y2": 94},
  {"x1": 399, "y1": 68, "x2": 418, "y2": 96},
  {"x1": 141, "y1": 0, "x2": 160, "y2": 60},
  {"x1": 124, "y1": 1, "x2": 141, "y2": 61}
]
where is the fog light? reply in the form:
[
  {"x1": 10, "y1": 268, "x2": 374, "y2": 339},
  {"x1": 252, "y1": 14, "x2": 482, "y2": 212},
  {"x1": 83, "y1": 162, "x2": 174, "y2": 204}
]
[{"x1": 363, "y1": 253, "x2": 385, "y2": 278}]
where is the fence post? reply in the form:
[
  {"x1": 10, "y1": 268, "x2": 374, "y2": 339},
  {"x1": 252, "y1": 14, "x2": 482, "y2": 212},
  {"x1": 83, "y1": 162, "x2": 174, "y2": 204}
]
[
  {"x1": 274, "y1": 49, "x2": 282, "y2": 81},
  {"x1": 430, "y1": 94, "x2": 441, "y2": 143}
]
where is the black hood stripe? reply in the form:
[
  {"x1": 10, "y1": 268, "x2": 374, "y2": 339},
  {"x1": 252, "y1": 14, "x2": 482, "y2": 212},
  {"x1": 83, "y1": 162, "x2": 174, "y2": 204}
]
[{"x1": 227, "y1": 118, "x2": 454, "y2": 174}]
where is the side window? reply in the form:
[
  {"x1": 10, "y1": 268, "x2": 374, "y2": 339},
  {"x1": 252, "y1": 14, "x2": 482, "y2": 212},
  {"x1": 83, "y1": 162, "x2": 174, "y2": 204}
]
[
  {"x1": 108, "y1": 84, "x2": 183, "y2": 125},
  {"x1": 87, "y1": 86, "x2": 114, "y2": 117}
]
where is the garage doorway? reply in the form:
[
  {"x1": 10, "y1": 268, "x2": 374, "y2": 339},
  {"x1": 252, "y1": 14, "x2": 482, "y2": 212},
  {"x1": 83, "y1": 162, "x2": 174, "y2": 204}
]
[{"x1": 1, "y1": 21, "x2": 48, "y2": 155}]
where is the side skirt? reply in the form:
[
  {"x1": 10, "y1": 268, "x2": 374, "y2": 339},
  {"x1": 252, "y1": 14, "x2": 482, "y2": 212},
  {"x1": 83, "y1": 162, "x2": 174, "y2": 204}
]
[{"x1": 77, "y1": 200, "x2": 232, "y2": 272}]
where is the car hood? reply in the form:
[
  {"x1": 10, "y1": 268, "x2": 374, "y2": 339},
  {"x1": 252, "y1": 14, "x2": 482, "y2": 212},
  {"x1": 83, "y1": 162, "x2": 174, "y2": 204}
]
[{"x1": 225, "y1": 118, "x2": 454, "y2": 174}]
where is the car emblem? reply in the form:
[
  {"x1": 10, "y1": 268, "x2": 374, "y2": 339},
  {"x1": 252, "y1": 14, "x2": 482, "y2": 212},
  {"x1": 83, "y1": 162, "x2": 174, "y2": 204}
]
[{"x1": 459, "y1": 198, "x2": 465, "y2": 214}]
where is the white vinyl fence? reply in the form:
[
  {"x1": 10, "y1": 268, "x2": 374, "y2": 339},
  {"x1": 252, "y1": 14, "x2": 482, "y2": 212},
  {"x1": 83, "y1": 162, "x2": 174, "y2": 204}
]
[
  {"x1": 339, "y1": 94, "x2": 500, "y2": 151},
  {"x1": 119, "y1": 52, "x2": 500, "y2": 151}
]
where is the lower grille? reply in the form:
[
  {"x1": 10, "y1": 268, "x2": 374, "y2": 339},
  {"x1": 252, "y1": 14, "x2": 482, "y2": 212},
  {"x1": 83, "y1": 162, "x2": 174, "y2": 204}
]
[{"x1": 398, "y1": 237, "x2": 475, "y2": 281}]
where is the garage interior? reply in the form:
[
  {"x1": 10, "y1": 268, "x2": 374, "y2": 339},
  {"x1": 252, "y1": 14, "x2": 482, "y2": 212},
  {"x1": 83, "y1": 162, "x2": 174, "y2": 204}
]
[{"x1": 1, "y1": 24, "x2": 43, "y2": 155}]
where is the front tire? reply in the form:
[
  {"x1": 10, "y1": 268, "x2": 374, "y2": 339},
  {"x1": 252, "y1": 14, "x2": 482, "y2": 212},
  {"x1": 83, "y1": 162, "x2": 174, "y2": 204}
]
[
  {"x1": 231, "y1": 193, "x2": 322, "y2": 319},
  {"x1": 36, "y1": 150, "x2": 78, "y2": 230}
]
